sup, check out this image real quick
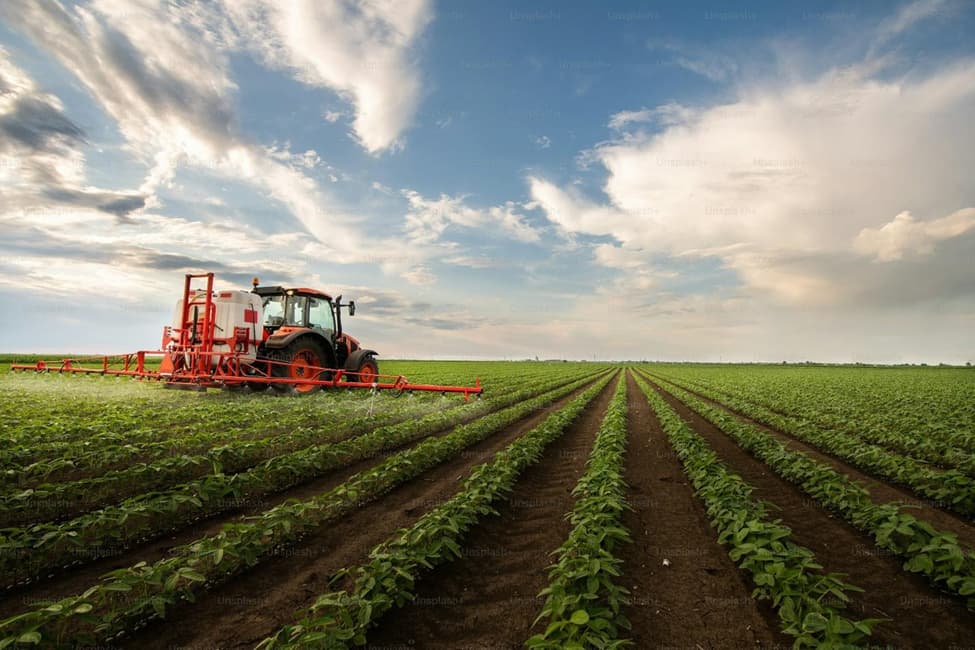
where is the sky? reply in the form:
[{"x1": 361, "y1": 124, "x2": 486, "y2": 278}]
[{"x1": 0, "y1": 0, "x2": 973, "y2": 363}]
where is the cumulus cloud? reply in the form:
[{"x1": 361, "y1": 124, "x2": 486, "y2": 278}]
[
  {"x1": 219, "y1": 0, "x2": 433, "y2": 153},
  {"x1": 532, "y1": 59, "x2": 975, "y2": 310},
  {"x1": 854, "y1": 208, "x2": 975, "y2": 261}
]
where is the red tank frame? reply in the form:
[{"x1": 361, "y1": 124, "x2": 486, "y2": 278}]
[{"x1": 9, "y1": 273, "x2": 483, "y2": 400}]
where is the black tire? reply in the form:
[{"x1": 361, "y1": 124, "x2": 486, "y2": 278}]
[
  {"x1": 353, "y1": 355, "x2": 379, "y2": 384},
  {"x1": 270, "y1": 338, "x2": 329, "y2": 394}
]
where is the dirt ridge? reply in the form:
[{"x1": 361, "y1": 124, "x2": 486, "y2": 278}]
[
  {"x1": 650, "y1": 373, "x2": 975, "y2": 548},
  {"x1": 648, "y1": 378, "x2": 975, "y2": 650},
  {"x1": 619, "y1": 370, "x2": 785, "y2": 648}
]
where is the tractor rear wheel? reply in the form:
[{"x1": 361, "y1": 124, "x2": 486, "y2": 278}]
[{"x1": 271, "y1": 339, "x2": 329, "y2": 394}]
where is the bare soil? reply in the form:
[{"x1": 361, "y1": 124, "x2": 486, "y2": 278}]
[
  {"x1": 648, "y1": 378, "x2": 975, "y2": 649},
  {"x1": 118, "y1": 376, "x2": 610, "y2": 649},
  {"x1": 618, "y1": 371, "x2": 786, "y2": 649}
]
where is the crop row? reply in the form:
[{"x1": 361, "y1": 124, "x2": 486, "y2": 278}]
[
  {"x1": 0, "y1": 373, "x2": 614, "y2": 647},
  {"x1": 2, "y1": 365, "x2": 595, "y2": 522},
  {"x1": 0, "y1": 371, "x2": 605, "y2": 589},
  {"x1": 0, "y1": 363, "x2": 552, "y2": 456},
  {"x1": 643, "y1": 372, "x2": 975, "y2": 608},
  {"x1": 633, "y1": 374, "x2": 880, "y2": 647},
  {"x1": 256, "y1": 374, "x2": 616, "y2": 648},
  {"x1": 0, "y1": 395, "x2": 467, "y2": 526},
  {"x1": 649, "y1": 365, "x2": 975, "y2": 456},
  {"x1": 0, "y1": 365, "x2": 579, "y2": 476},
  {"x1": 527, "y1": 373, "x2": 631, "y2": 648},
  {"x1": 657, "y1": 370, "x2": 975, "y2": 479},
  {"x1": 656, "y1": 373, "x2": 975, "y2": 518},
  {"x1": 3, "y1": 391, "x2": 447, "y2": 489}
]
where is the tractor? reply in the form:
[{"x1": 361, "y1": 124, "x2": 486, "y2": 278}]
[{"x1": 251, "y1": 280, "x2": 378, "y2": 393}]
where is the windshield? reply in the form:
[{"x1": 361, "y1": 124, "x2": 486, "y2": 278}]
[{"x1": 262, "y1": 295, "x2": 285, "y2": 327}]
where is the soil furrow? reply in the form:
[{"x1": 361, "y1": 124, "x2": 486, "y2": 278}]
[
  {"x1": 0, "y1": 380, "x2": 600, "y2": 619},
  {"x1": 619, "y1": 371, "x2": 785, "y2": 649},
  {"x1": 648, "y1": 379, "x2": 975, "y2": 650},
  {"x1": 117, "y1": 377, "x2": 609, "y2": 650},
  {"x1": 655, "y1": 375, "x2": 975, "y2": 548},
  {"x1": 364, "y1": 374, "x2": 621, "y2": 649}
]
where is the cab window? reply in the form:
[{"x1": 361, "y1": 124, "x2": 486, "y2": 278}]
[
  {"x1": 285, "y1": 295, "x2": 307, "y2": 326},
  {"x1": 308, "y1": 298, "x2": 335, "y2": 331},
  {"x1": 262, "y1": 295, "x2": 285, "y2": 327}
]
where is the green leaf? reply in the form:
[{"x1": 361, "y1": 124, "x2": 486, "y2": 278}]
[{"x1": 570, "y1": 609, "x2": 590, "y2": 625}]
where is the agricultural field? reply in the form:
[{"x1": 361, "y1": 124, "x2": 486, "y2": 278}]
[{"x1": 0, "y1": 361, "x2": 973, "y2": 649}]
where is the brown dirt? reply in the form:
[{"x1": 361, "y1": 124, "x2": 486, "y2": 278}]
[
  {"x1": 659, "y1": 376, "x2": 975, "y2": 549},
  {"x1": 0, "y1": 378, "x2": 598, "y2": 619},
  {"x1": 364, "y1": 373, "x2": 621, "y2": 649},
  {"x1": 118, "y1": 376, "x2": 610, "y2": 649},
  {"x1": 619, "y1": 371, "x2": 786, "y2": 649},
  {"x1": 647, "y1": 378, "x2": 975, "y2": 650}
]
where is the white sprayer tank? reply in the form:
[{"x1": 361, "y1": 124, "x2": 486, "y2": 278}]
[{"x1": 170, "y1": 290, "x2": 264, "y2": 361}]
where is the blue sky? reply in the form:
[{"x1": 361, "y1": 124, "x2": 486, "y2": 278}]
[{"x1": 1, "y1": 0, "x2": 974, "y2": 362}]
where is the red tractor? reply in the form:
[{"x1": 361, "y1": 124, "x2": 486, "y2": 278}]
[{"x1": 251, "y1": 281, "x2": 378, "y2": 393}]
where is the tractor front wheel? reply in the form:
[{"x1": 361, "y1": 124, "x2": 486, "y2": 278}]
[
  {"x1": 352, "y1": 355, "x2": 379, "y2": 384},
  {"x1": 271, "y1": 339, "x2": 329, "y2": 394}
]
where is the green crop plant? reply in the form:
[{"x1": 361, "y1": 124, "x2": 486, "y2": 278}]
[
  {"x1": 642, "y1": 372, "x2": 975, "y2": 610},
  {"x1": 527, "y1": 374, "x2": 632, "y2": 649},
  {"x1": 0, "y1": 372, "x2": 612, "y2": 647},
  {"x1": 633, "y1": 374, "x2": 882, "y2": 648},
  {"x1": 255, "y1": 373, "x2": 616, "y2": 649}
]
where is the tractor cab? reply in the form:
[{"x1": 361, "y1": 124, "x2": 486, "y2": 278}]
[{"x1": 252, "y1": 285, "x2": 338, "y2": 337}]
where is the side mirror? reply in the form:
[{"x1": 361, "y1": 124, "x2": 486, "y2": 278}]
[{"x1": 349, "y1": 300, "x2": 356, "y2": 316}]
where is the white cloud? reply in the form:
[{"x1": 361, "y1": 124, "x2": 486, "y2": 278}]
[
  {"x1": 607, "y1": 109, "x2": 653, "y2": 130},
  {"x1": 443, "y1": 255, "x2": 500, "y2": 269},
  {"x1": 0, "y1": 0, "x2": 414, "y2": 274},
  {"x1": 0, "y1": 45, "x2": 146, "y2": 219},
  {"x1": 403, "y1": 190, "x2": 541, "y2": 245},
  {"x1": 854, "y1": 208, "x2": 975, "y2": 261},
  {"x1": 873, "y1": 0, "x2": 948, "y2": 51},
  {"x1": 608, "y1": 103, "x2": 698, "y2": 131},
  {"x1": 533, "y1": 135, "x2": 552, "y2": 149},
  {"x1": 401, "y1": 265, "x2": 437, "y2": 285},
  {"x1": 220, "y1": 0, "x2": 433, "y2": 154},
  {"x1": 646, "y1": 38, "x2": 739, "y2": 83},
  {"x1": 527, "y1": 177, "x2": 632, "y2": 241},
  {"x1": 323, "y1": 109, "x2": 346, "y2": 123},
  {"x1": 593, "y1": 243, "x2": 651, "y2": 270},
  {"x1": 533, "y1": 62, "x2": 975, "y2": 300}
]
